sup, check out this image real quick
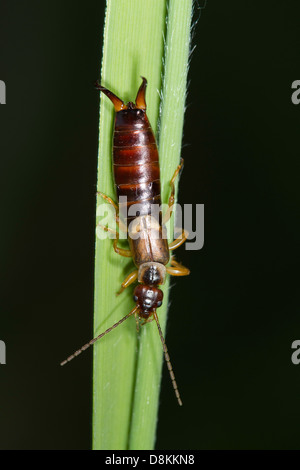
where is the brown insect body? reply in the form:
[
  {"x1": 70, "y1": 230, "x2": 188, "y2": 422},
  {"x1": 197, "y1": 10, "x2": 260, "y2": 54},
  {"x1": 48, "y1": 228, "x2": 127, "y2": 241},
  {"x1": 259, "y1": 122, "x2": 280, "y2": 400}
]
[
  {"x1": 61, "y1": 78, "x2": 191, "y2": 406},
  {"x1": 114, "y1": 104, "x2": 169, "y2": 268},
  {"x1": 101, "y1": 77, "x2": 169, "y2": 319}
]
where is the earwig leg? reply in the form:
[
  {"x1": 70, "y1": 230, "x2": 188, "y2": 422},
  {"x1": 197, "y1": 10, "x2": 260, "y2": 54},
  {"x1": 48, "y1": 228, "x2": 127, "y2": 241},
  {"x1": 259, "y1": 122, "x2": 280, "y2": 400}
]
[
  {"x1": 166, "y1": 264, "x2": 190, "y2": 277},
  {"x1": 162, "y1": 158, "x2": 184, "y2": 224},
  {"x1": 97, "y1": 217, "x2": 131, "y2": 257},
  {"x1": 97, "y1": 223, "x2": 117, "y2": 237},
  {"x1": 116, "y1": 215, "x2": 128, "y2": 234},
  {"x1": 167, "y1": 254, "x2": 190, "y2": 277},
  {"x1": 168, "y1": 229, "x2": 189, "y2": 251},
  {"x1": 97, "y1": 223, "x2": 131, "y2": 256},
  {"x1": 117, "y1": 270, "x2": 138, "y2": 296},
  {"x1": 170, "y1": 256, "x2": 180, "y2": 267},
  {"x1": 113, "y1": 240, "x2": 132, "y2": 257},
  {"x1": 97, "y1": 191, "x2": 128, "y2": 234},
  {"x1": 113, "y1": 231, "x2": 132, "y2": 258},
  {"x1": 97, "y1": 191, "x2": 118, "y2": 210}
]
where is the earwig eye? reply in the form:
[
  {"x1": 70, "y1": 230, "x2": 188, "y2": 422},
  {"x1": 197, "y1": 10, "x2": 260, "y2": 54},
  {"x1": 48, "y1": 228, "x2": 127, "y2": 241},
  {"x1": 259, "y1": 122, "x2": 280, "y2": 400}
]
[
  {"x1": 157, "y1": 301, "x2": 162, "y2": 308},
  {"x1": 133, "y1": 295, "x2": 138, "y2": 302}
]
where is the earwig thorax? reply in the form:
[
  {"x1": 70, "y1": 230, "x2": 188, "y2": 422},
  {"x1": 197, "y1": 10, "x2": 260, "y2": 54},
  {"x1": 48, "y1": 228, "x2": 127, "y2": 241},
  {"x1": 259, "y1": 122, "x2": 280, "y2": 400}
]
[{"x1": 138, "y1": 262, "x2": 166, "y2": 286}]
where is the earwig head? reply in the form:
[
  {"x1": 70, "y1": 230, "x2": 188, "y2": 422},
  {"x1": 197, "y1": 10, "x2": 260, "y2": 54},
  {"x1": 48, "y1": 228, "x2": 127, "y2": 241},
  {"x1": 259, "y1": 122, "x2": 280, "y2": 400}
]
[
  {"x1": 95, "y1": 77, "x2": 147, "y2": 112},
  {"x1": 133, "y1": 285, "x2": 163, "y2": 319}
]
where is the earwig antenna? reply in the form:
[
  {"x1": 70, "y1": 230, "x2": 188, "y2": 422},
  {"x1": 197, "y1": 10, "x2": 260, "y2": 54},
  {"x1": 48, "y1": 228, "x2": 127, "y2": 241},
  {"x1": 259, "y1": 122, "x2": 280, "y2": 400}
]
[
  {"x1": 60, "y1": 306, "x2": 138, "y2": 366},
  {"x1": 94, "y1": 81, "x2": 126, "y2": 112},
  {"x1": 153, "y1": 311, "x2": 183, "y2": 406}
]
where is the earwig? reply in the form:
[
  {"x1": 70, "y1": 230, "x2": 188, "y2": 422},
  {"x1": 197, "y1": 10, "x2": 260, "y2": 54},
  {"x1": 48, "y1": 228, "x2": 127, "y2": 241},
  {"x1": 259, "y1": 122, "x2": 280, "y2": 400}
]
[{"x1": 61, "y1": 77, "x2": 190, "y2": 406}]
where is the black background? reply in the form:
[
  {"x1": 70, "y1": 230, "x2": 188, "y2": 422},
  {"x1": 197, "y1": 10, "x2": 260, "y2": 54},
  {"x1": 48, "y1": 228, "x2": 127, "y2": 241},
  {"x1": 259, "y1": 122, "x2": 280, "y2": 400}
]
[{"x1": 0, "y1": 0, "x2": 299, "y2": 449}]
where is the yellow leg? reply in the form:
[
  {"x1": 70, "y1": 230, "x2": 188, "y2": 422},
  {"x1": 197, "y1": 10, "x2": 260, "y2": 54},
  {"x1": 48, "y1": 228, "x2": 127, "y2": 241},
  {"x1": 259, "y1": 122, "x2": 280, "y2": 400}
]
[
  {"x1": 97, "y1": 192, "x2": 131, "y2": 257},
  {"x1": 166, "y1": 264, "x2": 190, "y2": 276},
  {"x1": 97, "y1": 191, "x2": 127, "y2": 233},
  {"x1": 97, "y1": 191, "x2": 118, "y2": 210},
  {"x1": 113, "y1": 231, "x2": 132, "y2": 258},
  {"x1": 97, "y1": 223, "x2": 117, "y2": 237},
  {"x1": 163, "y1": 158, "x2": 184, "y2": 224},
  {"x1": 170, "y1": 257, "x2": 180, "y2": 267},
  {"x1": 97, "y1": 224, "x2": 131, "y2": 258},
  {"x1": 96, "y1": 222, "x2": 131, "y2": 257},
  {"x1": 166, "y1": 256, "x2": 190, "y2": 276},
  {"x1": 117, "y1": 270, "x2": 138, "y2": 295},
  {"x1": 169, "y1": 229, "x2": 189, "y2": 251}
]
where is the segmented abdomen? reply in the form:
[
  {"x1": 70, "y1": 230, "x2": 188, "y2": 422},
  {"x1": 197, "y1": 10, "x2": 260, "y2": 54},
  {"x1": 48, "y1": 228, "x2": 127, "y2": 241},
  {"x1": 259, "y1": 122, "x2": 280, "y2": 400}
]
[{"x1": 113, "y1": 109, "x2": 161, "y2": 225}]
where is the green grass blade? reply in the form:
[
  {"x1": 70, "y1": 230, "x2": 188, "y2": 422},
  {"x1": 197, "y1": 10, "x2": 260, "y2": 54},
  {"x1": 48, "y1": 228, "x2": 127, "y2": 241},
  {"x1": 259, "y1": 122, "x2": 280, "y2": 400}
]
[
  {"x1": 128, "y1": 0, "x2": 194, "y2": 451},
  {"x1": 93, "y1": 0, "x2": 193, "y2": 451},
  {"x1": 93, "y1": 0, "x2": 166, "y2": 451}
]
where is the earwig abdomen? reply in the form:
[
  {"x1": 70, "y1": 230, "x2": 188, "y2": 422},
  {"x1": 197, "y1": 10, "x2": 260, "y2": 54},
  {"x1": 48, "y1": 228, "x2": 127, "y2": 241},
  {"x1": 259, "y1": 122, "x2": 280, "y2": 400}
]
[
  {"x1": 111, "y1": 93, "x2": 169, "y2": 268},
  {"x1": 97, "y1": 79, "x2": 170, "y2": 267},
  {"x1": 113, "y1": 108, "x2": 161, "y2": 225}
]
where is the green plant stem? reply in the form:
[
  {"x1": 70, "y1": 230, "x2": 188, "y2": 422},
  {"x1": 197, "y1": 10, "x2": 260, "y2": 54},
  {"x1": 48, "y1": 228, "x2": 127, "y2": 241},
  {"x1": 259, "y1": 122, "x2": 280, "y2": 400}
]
[
  {"x1": 93, "y1": 0, "x2": 193, "y2": 450},
  {"x1": 128, "y1": 0, "x2": 193, "y2": 450}
]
